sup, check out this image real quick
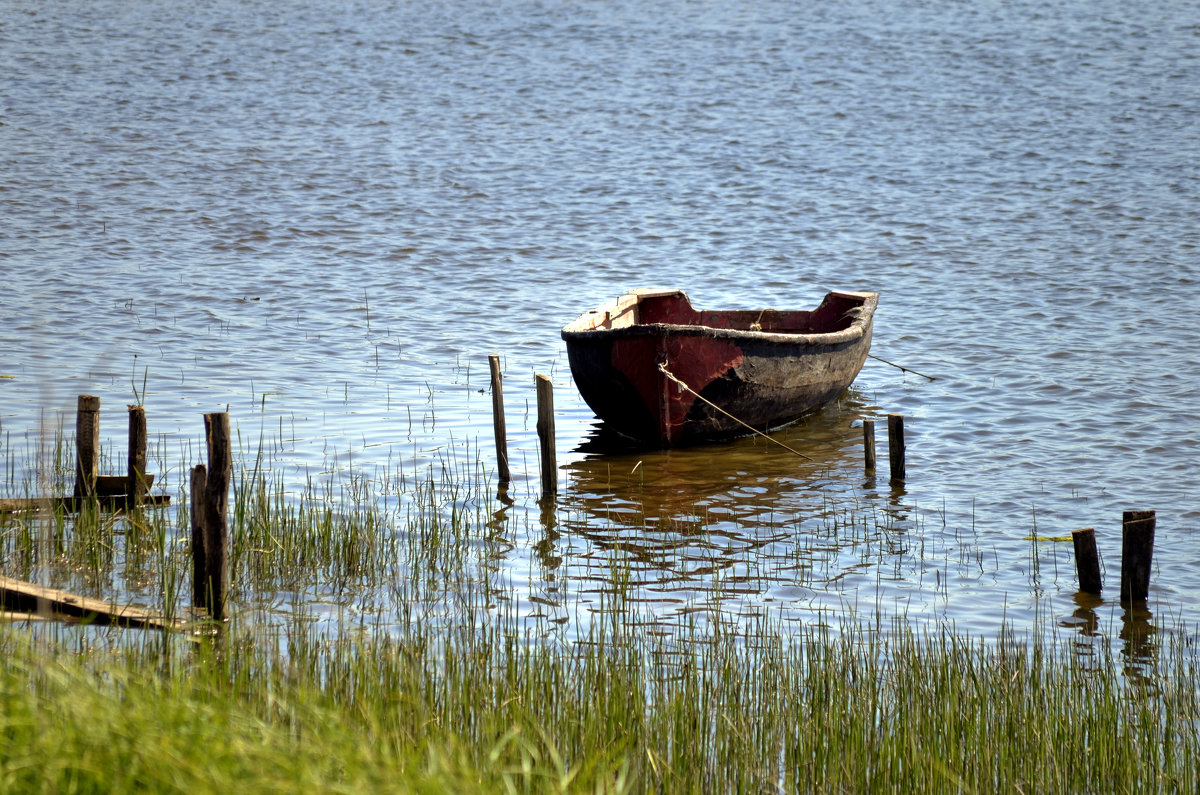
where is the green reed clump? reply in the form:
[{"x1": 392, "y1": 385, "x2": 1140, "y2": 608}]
[
  {"x1": 233, "y1": 468, "x2": 391, "y2": 592},
  {"x1": 3, "y1": 422, "x2": 1199, "y2": 792},
  {"x1": 2, "y1": 609, "x2": 1198, "y2": 794}
]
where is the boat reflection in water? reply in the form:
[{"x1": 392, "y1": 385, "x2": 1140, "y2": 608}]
[{"x1": 534, "y1": 390, "x2": 927, "y2": 630}]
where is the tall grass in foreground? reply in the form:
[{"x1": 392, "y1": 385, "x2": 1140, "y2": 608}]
[
  {"x1": 2, "y1": 613, "x2": 1197, "y2": 793},
  {"x1": 3, "y1": 425, "x2": 1199, "y2": 792}
]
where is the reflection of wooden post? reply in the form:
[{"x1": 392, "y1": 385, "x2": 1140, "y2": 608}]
[
  {"x1": 74, "y1": 395, "x2": 101, "y2": 498},
  {"x1": 202, "y1": 413, "x2": 232, "y2": 619},
  {"x1": 1071, "y1": 527, "x2": 1102, "y2": 594},
  {"x1": 489, "y1": 355, "x2": 510, "y2": 485},
  {"x1": 127, "y1": 405, "x2": 147, "y2": 503},
  {"x1": 863, "y1": 419, "x2": 876, "y2": 475},
  {"x1": 1120, "y1": 510, "x2": 1156, "y2": 603},
  {"x1": 887, "y1": 413, "x2": 905, "y2": 481},
  {"x1": 535, "y1": 375, "x2": 557, "y2": 498},
  {"x1": 190, "y1": 464, "x2": 208, "y2": 610}
]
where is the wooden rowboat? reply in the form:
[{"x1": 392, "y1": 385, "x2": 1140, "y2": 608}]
[{"x1": 561, "y1": 288, "x2": 878, "y2": 446}]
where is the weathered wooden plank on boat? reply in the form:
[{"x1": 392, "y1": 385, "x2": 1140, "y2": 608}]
[{"x1": 0, "y1": 574, "x2": 191, "y2": 631}]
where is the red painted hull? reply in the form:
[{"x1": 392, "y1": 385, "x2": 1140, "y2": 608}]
[{"x1": 562, "y1": 289, "x2": 877, "y2": 446}]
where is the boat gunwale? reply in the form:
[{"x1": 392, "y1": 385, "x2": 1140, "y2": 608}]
[{"x1": 561, "y1": 290, "x2": 878, "y2": 348}]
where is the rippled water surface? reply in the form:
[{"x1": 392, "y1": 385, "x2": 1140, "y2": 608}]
[{"x1": 3, "y1": 0, "x2": 1198, "y2": 653}]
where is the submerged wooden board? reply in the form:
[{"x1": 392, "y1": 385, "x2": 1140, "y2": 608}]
[
  {"x1": 0, "y1": 493, "x2": 171, "y2": 514},
  {"x1": 0, "y1": 574, "x2": 193, "y2": 631}
]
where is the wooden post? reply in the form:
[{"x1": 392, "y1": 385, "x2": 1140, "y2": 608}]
[
  {"x1": 1071, "y1": 527, "x2": 1102, "y2": 594},
  {"x1": 1120, "y1": 510, "x2": 1156, "y2": 603},
  {"x1": 489, "y1": 355, "x2": 510, "y2": 485},
  {"x1": 127, "y1": 405, "x2": 147, "y2": 503},
  {"x1": 535, "y1": 374, "x2": 557, "y2": 498},
  {"x1": 190, "y1": 464, "x2": 208, "y2": 611},
  {"x1": 202, "y1": 413, "x2": 232, "y2": 619},
  {"x1": 73, "y1": 395, "x2": 101, "y2": 498},
  {"x1": 863, "y1": 419, "x2": 876, "y2": 475},
  {"x1": 887, "y1": 413, "x2": 905, "y2": 481}
]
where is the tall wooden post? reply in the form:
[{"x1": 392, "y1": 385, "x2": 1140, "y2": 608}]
[
  {"x1": 1071, "y1": 527, "x2": 1102, "y2": 594},
  {"x1": 863, "y1": 418, "x2": 876, "y2": 475},
  {"x1": 1120, "y1": 510, "x2": 1156, "y2": 603},
  {"x1": 887, "y1": 413, "x2": 906, "y2": 482},
  {"x1": 535, "y1": 375, "x2": 557, "y2": 499},
  {"x1": 489, "y1": 355, "x2": 510, "y2": 485},
  {"x1": 190, "y1": 464, "x2": 208, "y2": 611},
  {"x1": 127, "y1": 405, "x2": 147, "y2": 503},
  {"x1": 73, "y1": 395, "x2": 101, "y2": 498},
  {"x1": 202, "y1": 413, "x2": 232, "y2": 619}
]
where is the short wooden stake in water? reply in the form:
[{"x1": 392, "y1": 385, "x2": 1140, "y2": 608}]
[
  {"x1": 1071, "y1": 527, "x2": 1102, "y2": 594},
  {"x1": 1120, "y1": 510, "x2": 1156, "y2": 603},
  {"x1": 73, "y1": 394, "x2": 101, "y2": 498},
  {"x1": 127, "y1": 405, "x2": 147, "y2": 504},
  {"x1": 535, "y1": 374, "x2": 557, "y2": 498},
  {"x1": 863, "y1": 418, "x2": 876, "y2": 474},
  {"x1": 489, "y1": 355, "x2": 510, "y2": 484},
  {"x1": 887, "y1": 413, "x2": 906, "y2": 481},
  {"x1": 202, "y1": 413, "x2": 232, "y2": 619},
  {"x1": 190, "y1": 464, "x2": 208, "y2": 611}
]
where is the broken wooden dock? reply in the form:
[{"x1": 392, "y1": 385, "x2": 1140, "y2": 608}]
[
  {"x1": 2, "y1": 398, "x2": 231, "y2": 630},
  {"x1": 0, "y1": 574, "x2": 197, "y2": 631},
  {"x1": 0, "y1": 397, "x2": 171, "y2": 514}
]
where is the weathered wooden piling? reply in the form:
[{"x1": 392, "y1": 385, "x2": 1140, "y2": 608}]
[
  {"x1": 489, "y1": 355, "x2": 510, "y2": 485},
  {"x1": 863, "y1": 418, "x2": 876, "y2": 475},
  {"x1": 127, "y1": 404, "x2": 147, "y2": 504},
  {"x1": 535, "y1": 374, "x2": 557, "y2": 498},
  {"x1": 201, "y1": 413, "x2": 232, "y2": 619},
  {"x1": 887, "y1": 413, "x2": 906, "y2": 481},
  {"x1": 1120, "y1": 510, "x2": 1156, "y2": 603},
  {"x1": 190, "y1": 464, "x2": 208, "y2": 611},
  {"x1": 1071, "y1": 527, "x2": 1103, "y2": 594},
  {"x1": 73, "y1": 395, "x2": 101, "y2": 498}
]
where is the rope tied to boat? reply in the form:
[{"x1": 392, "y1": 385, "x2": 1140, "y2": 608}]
[
  {"x1": 866, "y1": 353, "x2": 936, "y2": 381},
  {"x1": 656, "y1": 363, "x2": 815, "y2": 460}
]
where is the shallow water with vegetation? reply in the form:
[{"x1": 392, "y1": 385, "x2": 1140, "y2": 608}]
[
  {"x1": 3, "y1": 0, "x2": 1199, "y2": 664},
  {"x1": 5, "y1": 609, "x2": 1199, "y2": 793}
]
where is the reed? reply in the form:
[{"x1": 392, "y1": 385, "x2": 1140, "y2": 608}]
[
  {"x1": 2, "y1": 604, "x2": 1197, "y2": 793},
  {"x1": 1, "y1": 418, "x2": 1198, "y2": 792}
]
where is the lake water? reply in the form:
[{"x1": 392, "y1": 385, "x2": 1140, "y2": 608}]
[{"x1": 3, "y1": 0, "x2": 1198, "y2": 657}]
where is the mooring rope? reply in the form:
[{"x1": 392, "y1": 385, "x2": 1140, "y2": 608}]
[
  {"x1": 867, "y1": 353, "x2": 936, "y2": 381},
  {"x1": 656, "y1": 363, "x2": 814, "y2": 460}
]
